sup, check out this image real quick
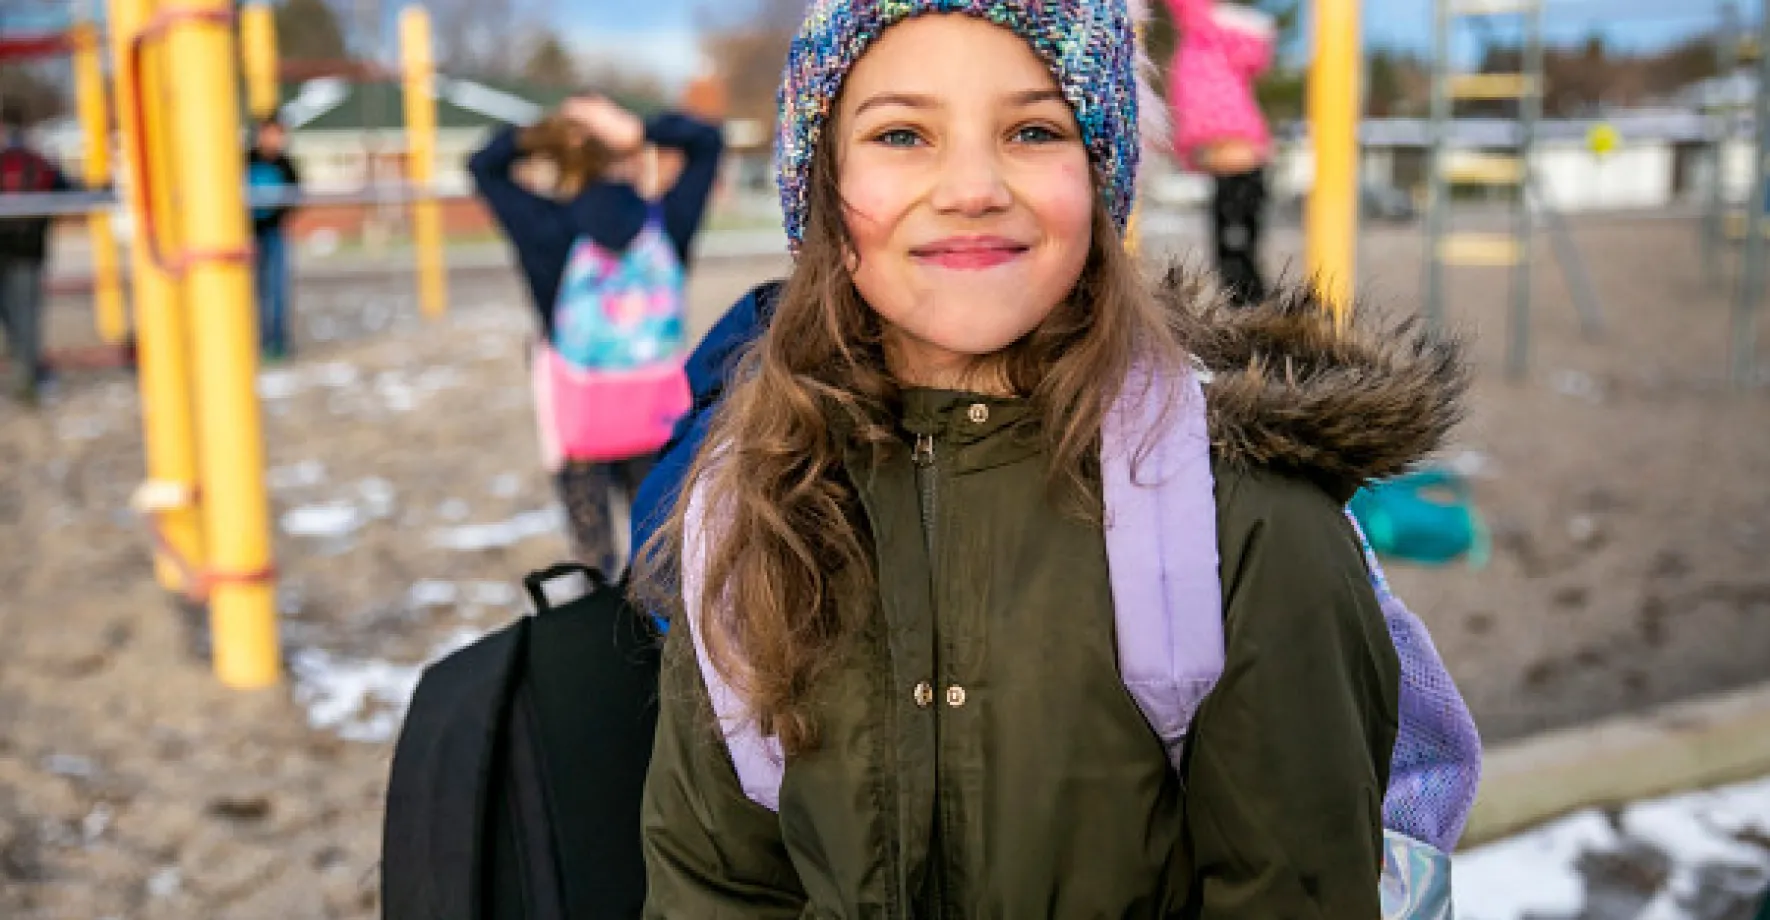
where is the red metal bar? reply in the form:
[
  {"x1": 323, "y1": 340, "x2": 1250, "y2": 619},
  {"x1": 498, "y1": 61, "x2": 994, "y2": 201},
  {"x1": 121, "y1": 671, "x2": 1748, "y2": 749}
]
[{"x1": 0, "y1": 33, "x2": 72, "y2": 61}]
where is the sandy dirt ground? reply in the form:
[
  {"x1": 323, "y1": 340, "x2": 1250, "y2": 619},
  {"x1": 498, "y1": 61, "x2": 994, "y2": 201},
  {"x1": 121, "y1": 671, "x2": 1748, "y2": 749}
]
[{"x1": 0, "y1": 215, "x2": 1765, "y2": 917}]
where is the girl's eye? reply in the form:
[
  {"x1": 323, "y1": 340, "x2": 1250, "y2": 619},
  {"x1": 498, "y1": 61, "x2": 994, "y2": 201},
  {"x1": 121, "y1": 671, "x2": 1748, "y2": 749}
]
[
  {"x1": 873, "y1": 128, "x2": 924, "y2": 148},
  {"x1": 1013, "y1": 124, "x2": 1065, "y2": 144}
]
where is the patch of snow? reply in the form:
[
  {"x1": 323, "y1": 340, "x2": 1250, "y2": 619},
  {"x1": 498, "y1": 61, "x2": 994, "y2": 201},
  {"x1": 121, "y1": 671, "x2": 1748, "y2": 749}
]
[
  {"x1": 312, "y1": 362, "x2": 361, "y2": 388},
  {"x1": 1550, "y1": 368, "x2": 1604, "y2": 404},
  {"x1": 407, "y1": 580, "x2": 459, "y2": 608},
  {"x1": 309, "y1": 316, "x2": 340, "y2": 343},
  {"x1": 490, "y1": 473, "x2": 523, "y2": 498},
  {"x1": 258, "y1": 361, "x2": 361, "y2": 400},
  {"x1": 1623, "y1": 782, "x2": 1770, "y2": 910},
  {"x1": 1455, "y1": 776, "x2": 1770, "y2": 920},
  {"x1": 467, "y1": 581, "x2": 519, "y2": 607},
  {"x1": 146, "y1": 867, "x2": 182, "y2": 898},
  {"x1": 356, "y1": 478, "x2": 397, "y2": 518},
  {"x1": 42, "y1": 753, "x2": 98, "y2": 779},
  {"x1": 289, "y1": 628, "x2": 486, "y2": 743},
  {"x1": 1443, "y1": 450, "x2": 1496, "y2": 480},
  {"x1": 257, "y1": 368, "x2": 305, "y2": 400},
  {"x1": 437, "y1": 499, "x2": 471, "y2": 522},
  {"x1": 281, "y1": 502, "x2": 363, "y2": 538},
  {"x1": 415, "y1": 366, "x2": 465, "y2": 392},
  {"x1": 82, "y1": 803, "x2": 112, "y2": 843},
  {"x1": 428, "y1": 508, "x2": 564, "y2": 552},
  {"x1": 57, "y1": 416, "x2": 107, "y2": 441},
  {"x1": 266, "y1": 460, "x2": 327, "y2": 491},
  {"x1": 288, "y1": 649, "x2": 422, "y2": 743},
  {"x1": 1455, "y1": 810, "x2": 1621, "y2": 919},
  {"x1": 377, "y1": 376, "x2": 418, "y2": 412}
]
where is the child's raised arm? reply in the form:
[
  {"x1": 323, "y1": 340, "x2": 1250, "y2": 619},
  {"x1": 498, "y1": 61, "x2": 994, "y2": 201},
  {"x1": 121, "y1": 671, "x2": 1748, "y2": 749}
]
[
  {"x1": 467, "y1": 125, "x2": 573, "y2": 260},
  {"x1": 646, "y1": 113, "x2": 726, "y2": 266}
]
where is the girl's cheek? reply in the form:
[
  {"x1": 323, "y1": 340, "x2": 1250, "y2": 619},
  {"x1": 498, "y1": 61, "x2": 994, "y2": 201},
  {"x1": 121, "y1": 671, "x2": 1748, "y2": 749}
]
[
  {"x1": 841, "y1": 162, "x2": 913, "y2": 256},
  {"x1": 1038, "y1": 161, "x2": 1096, "y2": 246}
]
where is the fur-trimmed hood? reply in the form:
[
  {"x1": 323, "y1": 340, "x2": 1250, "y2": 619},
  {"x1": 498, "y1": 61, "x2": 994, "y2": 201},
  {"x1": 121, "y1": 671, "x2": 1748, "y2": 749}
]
[{"x1": 1156, "y1": 266, "x2": 1470, "y2": 503}]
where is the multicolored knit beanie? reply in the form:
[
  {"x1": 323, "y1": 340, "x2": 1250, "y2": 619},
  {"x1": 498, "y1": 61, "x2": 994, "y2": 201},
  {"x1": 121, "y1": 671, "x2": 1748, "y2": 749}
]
[{"x1": 775, "y1": 0, "x2": 1154, "y2": 252}]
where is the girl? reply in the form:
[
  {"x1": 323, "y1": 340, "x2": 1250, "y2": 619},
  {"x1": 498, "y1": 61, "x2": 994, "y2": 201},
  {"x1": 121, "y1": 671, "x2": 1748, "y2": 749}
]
[
  {"x1": 637, "y1": 2, "x2": 1473, "y2": 916},
  {"x1": 470, "y1": 94, "x2": 723, "y2": 574},
  {"x1": 1167, "y1": 0, "x2": 1276, "y2": 305}
]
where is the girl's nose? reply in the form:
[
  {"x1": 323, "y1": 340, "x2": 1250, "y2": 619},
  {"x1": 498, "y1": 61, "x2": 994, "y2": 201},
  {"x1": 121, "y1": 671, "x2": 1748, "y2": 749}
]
[{"x1": 930, "y1": 146, "x2": 1013, "y2": 217}]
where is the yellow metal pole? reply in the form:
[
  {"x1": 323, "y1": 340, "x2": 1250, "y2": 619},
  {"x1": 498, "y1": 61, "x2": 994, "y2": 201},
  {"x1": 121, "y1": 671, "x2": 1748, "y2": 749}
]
[
  {"x1": 1306, "y1": 0, "x2": 1361, "y2": 320},
  {"x1": 401, "y1": 6, "x2": 446, "y2": 320},
  {"x1": 110, "y1": 0, "x2": 205, "y2": 595},
  {"x1": 71, "y1": 22, "x2": 126, "y2": 344},
  {"x1": 239, "y1": 3, "x2": 280, "y2": 121},
  {"x1": 159, "y1": 1, "x2": 281, "y2": 688}
]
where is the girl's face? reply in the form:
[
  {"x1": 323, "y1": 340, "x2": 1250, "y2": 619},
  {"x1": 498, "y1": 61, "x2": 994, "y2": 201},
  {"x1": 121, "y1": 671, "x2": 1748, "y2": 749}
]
[{"x1": 835, "y1": 15, "x2": 1095, "y2": 391}]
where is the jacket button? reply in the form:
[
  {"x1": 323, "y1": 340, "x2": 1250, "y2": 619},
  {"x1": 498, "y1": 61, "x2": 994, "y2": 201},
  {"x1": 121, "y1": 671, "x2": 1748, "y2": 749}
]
[
  {"x1": 967, "y1": 403, "x2": 990, "y2": 425},
  {"x1": 913, "y1": 682, "x2": 935, "y2": 708},
  {"x1": 945, "y1": 685, "x2": 967, "y2": 708}
]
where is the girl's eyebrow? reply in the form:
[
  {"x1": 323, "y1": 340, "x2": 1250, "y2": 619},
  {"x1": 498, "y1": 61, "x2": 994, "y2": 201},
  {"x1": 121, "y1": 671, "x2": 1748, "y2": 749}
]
[
  {"x1": 1005, "y1": 89, "x2": 1067, "y2": 107},
  {"x1": 851, "y1": 88, "x2": 1066, "y2": 117},
  {"x1": 853, "y1": 92, "x2": 939, "y2": 116}
]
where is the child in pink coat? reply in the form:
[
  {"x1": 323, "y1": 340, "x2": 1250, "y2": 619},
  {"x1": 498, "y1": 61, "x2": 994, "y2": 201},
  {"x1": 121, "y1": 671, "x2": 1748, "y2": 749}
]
[{"x1": 1166, "y1": 0, "x2": 1275, "y2": 304}]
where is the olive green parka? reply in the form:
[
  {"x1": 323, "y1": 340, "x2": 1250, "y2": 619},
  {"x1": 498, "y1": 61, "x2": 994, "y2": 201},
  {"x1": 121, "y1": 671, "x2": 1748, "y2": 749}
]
[{"x1": 642, "y1": 282, "x2": 1467, "y2": 919}]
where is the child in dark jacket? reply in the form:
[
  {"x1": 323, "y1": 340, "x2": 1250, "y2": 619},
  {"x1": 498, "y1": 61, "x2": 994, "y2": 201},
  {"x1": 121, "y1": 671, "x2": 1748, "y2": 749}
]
[
  {"x1": 246, "y1": 118, "x2": 302, "y2": 361},
  {"x1": 469, "y1": 96, "x2": 722, "y2": 574}
]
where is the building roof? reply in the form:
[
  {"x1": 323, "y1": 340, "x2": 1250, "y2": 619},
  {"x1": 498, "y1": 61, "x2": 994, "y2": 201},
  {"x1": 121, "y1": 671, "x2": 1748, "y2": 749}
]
[{"x1": 277, "y1": 78, "x2": 663, "y2": 133}]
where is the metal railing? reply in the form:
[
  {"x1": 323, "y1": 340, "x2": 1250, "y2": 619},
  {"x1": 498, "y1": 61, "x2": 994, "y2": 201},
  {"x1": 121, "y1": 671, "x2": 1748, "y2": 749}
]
[{"x1": 0, "y1": 184, "x2": 477, "y2": 219}]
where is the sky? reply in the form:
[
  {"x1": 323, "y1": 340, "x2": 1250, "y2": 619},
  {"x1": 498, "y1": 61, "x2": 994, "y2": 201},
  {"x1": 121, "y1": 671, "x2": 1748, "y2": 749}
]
[
  {"x1": 547, "y1": 0, "x2": 1758, "y2": 90},
  {"x1": 0, "y1": 0, "x2": 1754, "y2": 90}
]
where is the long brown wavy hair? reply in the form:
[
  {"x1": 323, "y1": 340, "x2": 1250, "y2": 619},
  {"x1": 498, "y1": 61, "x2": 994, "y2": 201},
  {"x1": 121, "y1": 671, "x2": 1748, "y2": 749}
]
[{"x1": 637, "y1": 123, "x2": 1188, "y2": 756}]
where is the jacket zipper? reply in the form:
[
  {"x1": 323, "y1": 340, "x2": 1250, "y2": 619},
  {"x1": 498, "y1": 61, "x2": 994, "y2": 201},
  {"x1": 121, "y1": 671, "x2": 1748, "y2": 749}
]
[
  {"x1": 911, "y1": 431, "x2": 945, "y2": 920},
  {"x1": 913, "y1": 433, "x2": 937, "y2": 561}
]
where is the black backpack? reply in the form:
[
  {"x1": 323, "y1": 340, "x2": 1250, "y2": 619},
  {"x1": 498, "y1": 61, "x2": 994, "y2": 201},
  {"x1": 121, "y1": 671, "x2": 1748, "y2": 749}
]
[{"x1": 382, "y1": 563, "x2": 661, "y2": 920}]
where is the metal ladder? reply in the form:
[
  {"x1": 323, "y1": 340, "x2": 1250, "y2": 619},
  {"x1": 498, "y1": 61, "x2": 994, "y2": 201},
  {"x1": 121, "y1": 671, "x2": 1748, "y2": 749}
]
[{"x1": 1425, "y1": 0, "x2": 1602, "y2": 378}]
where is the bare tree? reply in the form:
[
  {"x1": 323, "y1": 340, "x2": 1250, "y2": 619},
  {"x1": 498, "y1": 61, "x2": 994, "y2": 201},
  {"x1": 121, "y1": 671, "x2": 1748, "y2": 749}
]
[
  {"x1": 274, "y1": 0, "x2": 350, "y2": 62},
  {"x1": 698, "y1": 0, "x2": 807, "y2": 128},
  {"x1": 0, "y1": 66, "x2": 64, "y2": 125},
  {"x1": 579, "y1": 61, "x2": 669, "y2": 112},
  {"x1": 523, "y1": 30, "x2": 579, "y2": 88},
  {"x1": 427, "y1": 0, "x2": 552, "y2": 79}
]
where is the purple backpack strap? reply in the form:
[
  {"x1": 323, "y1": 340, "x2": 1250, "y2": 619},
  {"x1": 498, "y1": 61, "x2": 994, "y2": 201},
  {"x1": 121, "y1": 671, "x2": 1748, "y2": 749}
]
[
  {"x1": 1101, "y1": 365, "x2": 1225, "y2": 770},
  {"x1": 680, "y1": 471, "x2": 786, "y2": 811}
]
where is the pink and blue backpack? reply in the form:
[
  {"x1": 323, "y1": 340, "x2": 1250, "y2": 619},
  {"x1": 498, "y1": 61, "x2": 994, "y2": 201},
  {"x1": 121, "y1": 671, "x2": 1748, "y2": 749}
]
[{"x1": 533, "y1": 204, "x2": 692, "y2": 468}]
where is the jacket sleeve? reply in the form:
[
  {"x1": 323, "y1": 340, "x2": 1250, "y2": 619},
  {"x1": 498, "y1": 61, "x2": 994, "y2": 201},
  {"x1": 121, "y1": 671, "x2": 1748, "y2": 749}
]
[
  {"x1": 646, "y1": 113, "x2": 725, "y2": 266},
  {"x1": 468, "y1": 126, "x2": 569, "y2": 245},
  {"x1": 1215, "y1": 12, "x2": 1275, "y2": 79},
  {"x1": 642, "y1": 627, "x2": 810, "y2": 917},
  {"x1": 1165, "y1": 0, "x2": 1211, "y2": 28},
  {"x1": 1183, "y1": 468, "x2": 1401, "y2": 919}
]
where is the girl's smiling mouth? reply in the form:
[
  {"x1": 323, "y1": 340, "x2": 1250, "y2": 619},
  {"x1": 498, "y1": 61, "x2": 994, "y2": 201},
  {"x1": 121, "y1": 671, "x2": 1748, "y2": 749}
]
[{"x1": 909, "y1": 235, "x2": 1031, "y2": 270}]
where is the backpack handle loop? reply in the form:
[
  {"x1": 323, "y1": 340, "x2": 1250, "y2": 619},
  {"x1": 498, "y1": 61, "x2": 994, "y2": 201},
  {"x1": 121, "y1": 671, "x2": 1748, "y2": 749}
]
[{"x1": 522, "y1": 562, "x2": 606, "y2": 615}]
